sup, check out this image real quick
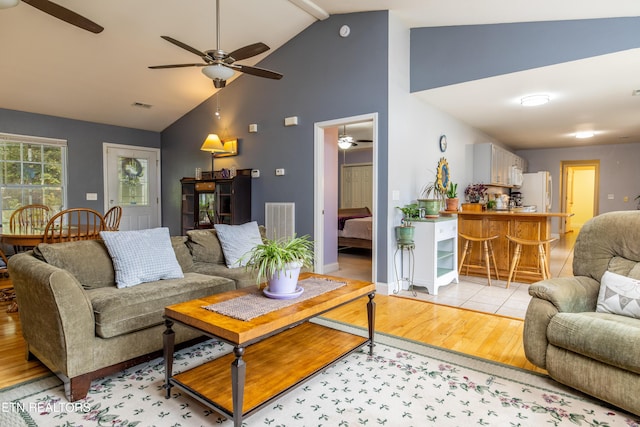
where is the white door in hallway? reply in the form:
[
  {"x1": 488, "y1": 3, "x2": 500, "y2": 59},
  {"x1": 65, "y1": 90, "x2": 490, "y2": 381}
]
[
  {"x1": 103, "y1": 143, "x2": 161, "y2": 230},
  {"x1": 341, "y1": 163, "x2": 373, "y2": 210}
]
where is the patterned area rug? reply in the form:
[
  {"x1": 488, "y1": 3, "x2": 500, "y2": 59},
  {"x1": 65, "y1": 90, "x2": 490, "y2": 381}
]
[{"x1": 1, "y1": 319, "x2": 638, "y2": 427}]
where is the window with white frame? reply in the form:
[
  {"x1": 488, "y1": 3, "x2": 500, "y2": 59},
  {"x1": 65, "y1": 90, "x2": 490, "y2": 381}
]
[{"x1": 0, "y1": 133, "x2": 67, "y2": 228}]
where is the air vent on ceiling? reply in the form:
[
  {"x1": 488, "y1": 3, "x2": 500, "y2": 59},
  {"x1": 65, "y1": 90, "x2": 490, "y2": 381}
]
[{"x1": 132, "y1": 102, "x2": 152, "y2": 109}]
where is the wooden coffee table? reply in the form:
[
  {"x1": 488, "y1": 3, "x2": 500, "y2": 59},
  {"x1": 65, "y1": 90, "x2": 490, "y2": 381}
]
[{"x1": 163, "y1": 273, "x2": 376, "y2": 427}]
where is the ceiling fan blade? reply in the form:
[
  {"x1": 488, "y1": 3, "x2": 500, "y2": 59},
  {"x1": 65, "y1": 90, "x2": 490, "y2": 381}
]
[
  {"x1": 149, "y1": 63, "x2": 205, "y2": 69},
  {"x1": 356, "y1": 139, "x2": 373, "y2": 143},
  {"x1": 225, "y1": 42, "x2": 270, "y2": 63},
  {"x1": 160, "y1": 36, "x2": 209, "y2": 60},
  {"x1": 22, "y1": 0, "x2": 103, "y2": 33},
  {"x1": 233, "y1": 64, "x2": 283, "y2": 80}
]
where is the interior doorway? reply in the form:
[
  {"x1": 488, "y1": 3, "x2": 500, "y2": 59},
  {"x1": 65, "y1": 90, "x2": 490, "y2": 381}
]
[
  {"x1": 560, "y1": 160, "x2": 599, "y2": 233},
  {"x1": 313, "y1": 113, "x2": 378, "y2": 283}
]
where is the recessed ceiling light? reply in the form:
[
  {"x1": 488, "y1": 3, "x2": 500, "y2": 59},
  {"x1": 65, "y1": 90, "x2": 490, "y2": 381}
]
[
  {"x1": 520, "y1": 94, "x2": 550, "y2": 107},
  {"x1": 575, "y1": 131, "x2": 595, "y2": 139}
]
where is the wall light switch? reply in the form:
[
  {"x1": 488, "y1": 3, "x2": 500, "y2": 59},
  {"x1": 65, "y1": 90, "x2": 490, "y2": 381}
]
[
  {"x1": 608, "y1": 193, "x2": 615, "y2": 200},
  {"x1": 248, "y1": 123, "x2": 258, "y2": 133},
  {"x1": 86, "y1": 193, "x2": 98, "y2": 201},
  {"x1": 275, "y1": 168, "x2": 285, "y2": 176},
  {"x1": 251, "y1": 169, "x2": 260, "y2": 178},
  {"x1": 624, "y1": 196, "x2": 629, "y2": 202},
  {"x1": 284, "y1": 116, "x2": 298, "y2": 126}
]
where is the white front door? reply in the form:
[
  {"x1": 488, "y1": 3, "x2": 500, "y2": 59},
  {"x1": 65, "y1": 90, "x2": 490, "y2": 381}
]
[{"x1": 103, "y1": 143, "x2": 161, "y2": 230}]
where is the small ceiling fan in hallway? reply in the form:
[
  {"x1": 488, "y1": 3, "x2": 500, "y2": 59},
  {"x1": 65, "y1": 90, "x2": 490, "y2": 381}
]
[
  {"x1": 149, "y1": 0, "x2": 283, "y2": 88},
  {"x1": 0, "y1": 0, "x2": 103, "y2": 33}
]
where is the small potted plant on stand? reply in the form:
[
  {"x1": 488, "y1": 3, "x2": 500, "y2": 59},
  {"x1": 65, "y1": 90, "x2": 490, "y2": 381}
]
[
  {"x1": 242, "y1": 234, "x2": 314, "y2": 299},
  {"x1": 395, "y1": 203, "x2": 420, "y2": 244},
  {"x1": 445, "y1": 182, "x2": 459, "y2": 211}
]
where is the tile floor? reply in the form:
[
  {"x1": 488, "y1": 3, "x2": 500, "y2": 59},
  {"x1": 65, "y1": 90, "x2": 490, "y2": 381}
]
[{"x1": 336, "y1": 231, "x2": 578, "y2": 319}]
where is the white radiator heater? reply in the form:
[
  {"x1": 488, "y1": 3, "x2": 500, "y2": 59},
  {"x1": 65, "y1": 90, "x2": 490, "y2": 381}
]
[{"x1": 265, "y1": 202, "x2": 295, "y2": 241}]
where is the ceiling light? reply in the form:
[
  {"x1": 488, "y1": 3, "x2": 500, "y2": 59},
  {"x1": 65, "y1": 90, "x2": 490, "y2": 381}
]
[
  {"x1": 520, "y1": 94, "x2": 550, "y2": 107},
  {"x1": 201, "y1": 64, "x2": 234, "y2": 81},
  {"x1": 338, "y1": 135, "x2": 354, "y2": 150},
  {"x1": 0, "y1": 0, "x2": 19, "y2": 9},
  {"x1": 575, "y1": 131, "x2": 595, "y2": 139}
]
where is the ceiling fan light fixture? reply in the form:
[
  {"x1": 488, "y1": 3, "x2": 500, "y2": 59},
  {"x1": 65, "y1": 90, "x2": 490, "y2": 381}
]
[
  {"x1": 520, "y1": 94, "x2": 550, "y2": 107},
  {"x1": 338, "y1": 135, "x2": 354, "y2": 149},
  {"x1": 202, "y1": 64, "x2": 234, "y2": 80},
  {"x1": 0, "y1": 0, "x2": 19, "y2": 8}
]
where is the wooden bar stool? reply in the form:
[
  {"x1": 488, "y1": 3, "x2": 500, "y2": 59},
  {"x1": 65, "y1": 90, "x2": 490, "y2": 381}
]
[
  {"x1": 458, "y1": 234, "x2": 500, "y2": 286},
  {"x1": 506, "y1": 235, "x2": 557, "y2": 288}
]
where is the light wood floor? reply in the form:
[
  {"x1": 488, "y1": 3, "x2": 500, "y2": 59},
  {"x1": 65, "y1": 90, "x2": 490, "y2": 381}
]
[{"x1": 0, "y1": 272, "x2": 545, "y2": 391}]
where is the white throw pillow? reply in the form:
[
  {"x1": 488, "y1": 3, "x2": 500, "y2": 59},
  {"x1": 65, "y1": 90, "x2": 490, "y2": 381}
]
[
  {"x1": 214, "y1": 221, "x2": 263, "y2": 268},
  {"x1": 596, "y1": 271, "x2": 640, "y2": 319},
  {"x1": 100, "y1": 227, "x2": 184, "y2": 289}
]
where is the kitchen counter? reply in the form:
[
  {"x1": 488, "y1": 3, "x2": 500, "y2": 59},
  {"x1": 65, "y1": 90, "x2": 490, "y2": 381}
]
[
  {"x1": 454, "y1": 210, "x2": 572, "y2": 218},
  {"x1": 455, "y1": 210, "x2": 572, "y2": 283}
]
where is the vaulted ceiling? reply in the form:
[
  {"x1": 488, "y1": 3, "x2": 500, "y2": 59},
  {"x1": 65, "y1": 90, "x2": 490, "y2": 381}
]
[{"x1": 1, "y1": 0, "x2": 639, "y2": 149}]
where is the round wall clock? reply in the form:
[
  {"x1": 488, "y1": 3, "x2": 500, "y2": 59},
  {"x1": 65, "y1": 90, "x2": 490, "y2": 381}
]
[{"x1": 439, "y1": 135, "x2": 447, "y2": 152}]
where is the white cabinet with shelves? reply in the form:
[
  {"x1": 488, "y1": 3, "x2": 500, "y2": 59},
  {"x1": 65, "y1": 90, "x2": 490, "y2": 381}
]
[{"x1": 406, "y1": 218, "x2": 459, "y2": 295}]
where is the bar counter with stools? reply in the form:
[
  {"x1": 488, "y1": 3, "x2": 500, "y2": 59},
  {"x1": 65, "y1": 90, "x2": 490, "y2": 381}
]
[{"x1": 456, "y1": 210, "x2": 572, "y2": 284}]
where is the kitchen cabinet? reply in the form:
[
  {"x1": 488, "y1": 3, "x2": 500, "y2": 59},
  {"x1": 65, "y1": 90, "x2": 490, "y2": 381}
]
[
  {"x1": 180, "y1": 169, "x2": 252, "y2": 235},
  {"x1": 472, "y1": 143, "x2": 525, "y2": 186},
  {"x1": 405, "y1": 218, "x2": 459, "y2": 295}
]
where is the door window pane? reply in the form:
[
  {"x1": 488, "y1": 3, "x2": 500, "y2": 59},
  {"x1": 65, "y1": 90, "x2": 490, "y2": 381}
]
[{"x1": 118, "y1": 157, "x2": 149, "y2": 206}]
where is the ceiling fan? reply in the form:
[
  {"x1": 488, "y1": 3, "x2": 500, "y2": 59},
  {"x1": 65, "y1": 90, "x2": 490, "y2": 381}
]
[
  {"x1": 149, "y1": 0, "x2": 283, "y2": 89},
  {"x1": 0, "y1": 0, "x2": 103, "y2": 33},
  {"x1": 338, "y1": 125, "x2": 373, "y2": 149}
]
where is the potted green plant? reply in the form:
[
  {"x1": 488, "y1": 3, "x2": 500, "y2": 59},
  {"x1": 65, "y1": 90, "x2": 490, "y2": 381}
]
[
  {"x1": 445, "y1": 182, "x2": 459, "y2": 211},
  {"x1": 395, "y1": 203, "x2": 419, "y2": 244},
  {"x1": 418, "y1": 179, "x2": 445, "y2": 217},
  {"x1": 242, "y1": 234, "x2": 314, "y2": 298}
]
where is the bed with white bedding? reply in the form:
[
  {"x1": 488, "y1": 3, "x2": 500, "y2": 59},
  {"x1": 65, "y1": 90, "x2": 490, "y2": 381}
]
[{"x1": 338, "y1": 207, "x2": 372, "y2": 249}]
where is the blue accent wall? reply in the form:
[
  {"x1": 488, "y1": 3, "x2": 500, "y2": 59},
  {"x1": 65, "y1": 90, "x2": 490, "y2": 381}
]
[
  {"x1": 410, "y1": 17, "x2": 640, "y2": 92},
  {"x1": 161, "y1": 11, "x2": 389, "y2": 278},
  {"x1": 0, "y1": 108, "x2": 160, "y2": 211}
]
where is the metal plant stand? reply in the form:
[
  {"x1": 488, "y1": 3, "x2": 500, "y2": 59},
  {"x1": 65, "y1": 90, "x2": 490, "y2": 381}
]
[{"x1": 394, "y1": 241, "x2": 416, "y2": 296}]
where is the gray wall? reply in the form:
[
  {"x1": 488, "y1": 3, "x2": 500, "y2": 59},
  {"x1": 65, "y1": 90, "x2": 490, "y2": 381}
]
[
  {"x1": 161, "y1": 12, "x2": 389, "y2": 242},
  {"x1": 518, "y1": 142, "x2": 640, "y2": 215},
  {"x1": 0, "y1": 108, "x2": 160, "y2": 211},
  {"x1": 410, "y1": 17, "x2": 640, "y2": 92}
]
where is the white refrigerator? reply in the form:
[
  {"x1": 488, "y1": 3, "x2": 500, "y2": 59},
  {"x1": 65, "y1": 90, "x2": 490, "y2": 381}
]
[{"x1": 521, "y1": 171, "x2": 552, "y2": 212}]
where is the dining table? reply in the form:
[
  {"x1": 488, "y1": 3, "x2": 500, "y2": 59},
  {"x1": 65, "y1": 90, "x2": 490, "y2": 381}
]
[{"x1": 1, "y1": 225, "x2": 47, "y2": 249}]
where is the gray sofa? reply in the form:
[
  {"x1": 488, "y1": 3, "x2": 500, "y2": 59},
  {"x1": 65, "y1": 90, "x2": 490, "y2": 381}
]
[
  {"x1": 523, "y1": 211, "x2": 640, "y2": 416},
  {"x1": 9, "y1": 227, "x2": 263, "y2": 402}
]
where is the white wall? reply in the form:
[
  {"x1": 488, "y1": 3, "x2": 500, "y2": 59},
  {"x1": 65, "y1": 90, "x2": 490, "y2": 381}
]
[{"x1": 386, "y1": 13, "x2": 496, "y2": 290}]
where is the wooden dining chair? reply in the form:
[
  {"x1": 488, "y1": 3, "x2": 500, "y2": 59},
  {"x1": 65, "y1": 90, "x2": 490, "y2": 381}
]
[
  {"x1": 43, "y1": 208, "x2": 106, "y2": 244},
  {"x1": 9, "y1": 204, "x2": 51, "y2": 252},
  {"x1": 103, "y1": 206, "x2": 123, "y2": 231},
  {"x1": 9, "y1": 204, "x2": 51, "y2": 233}
]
